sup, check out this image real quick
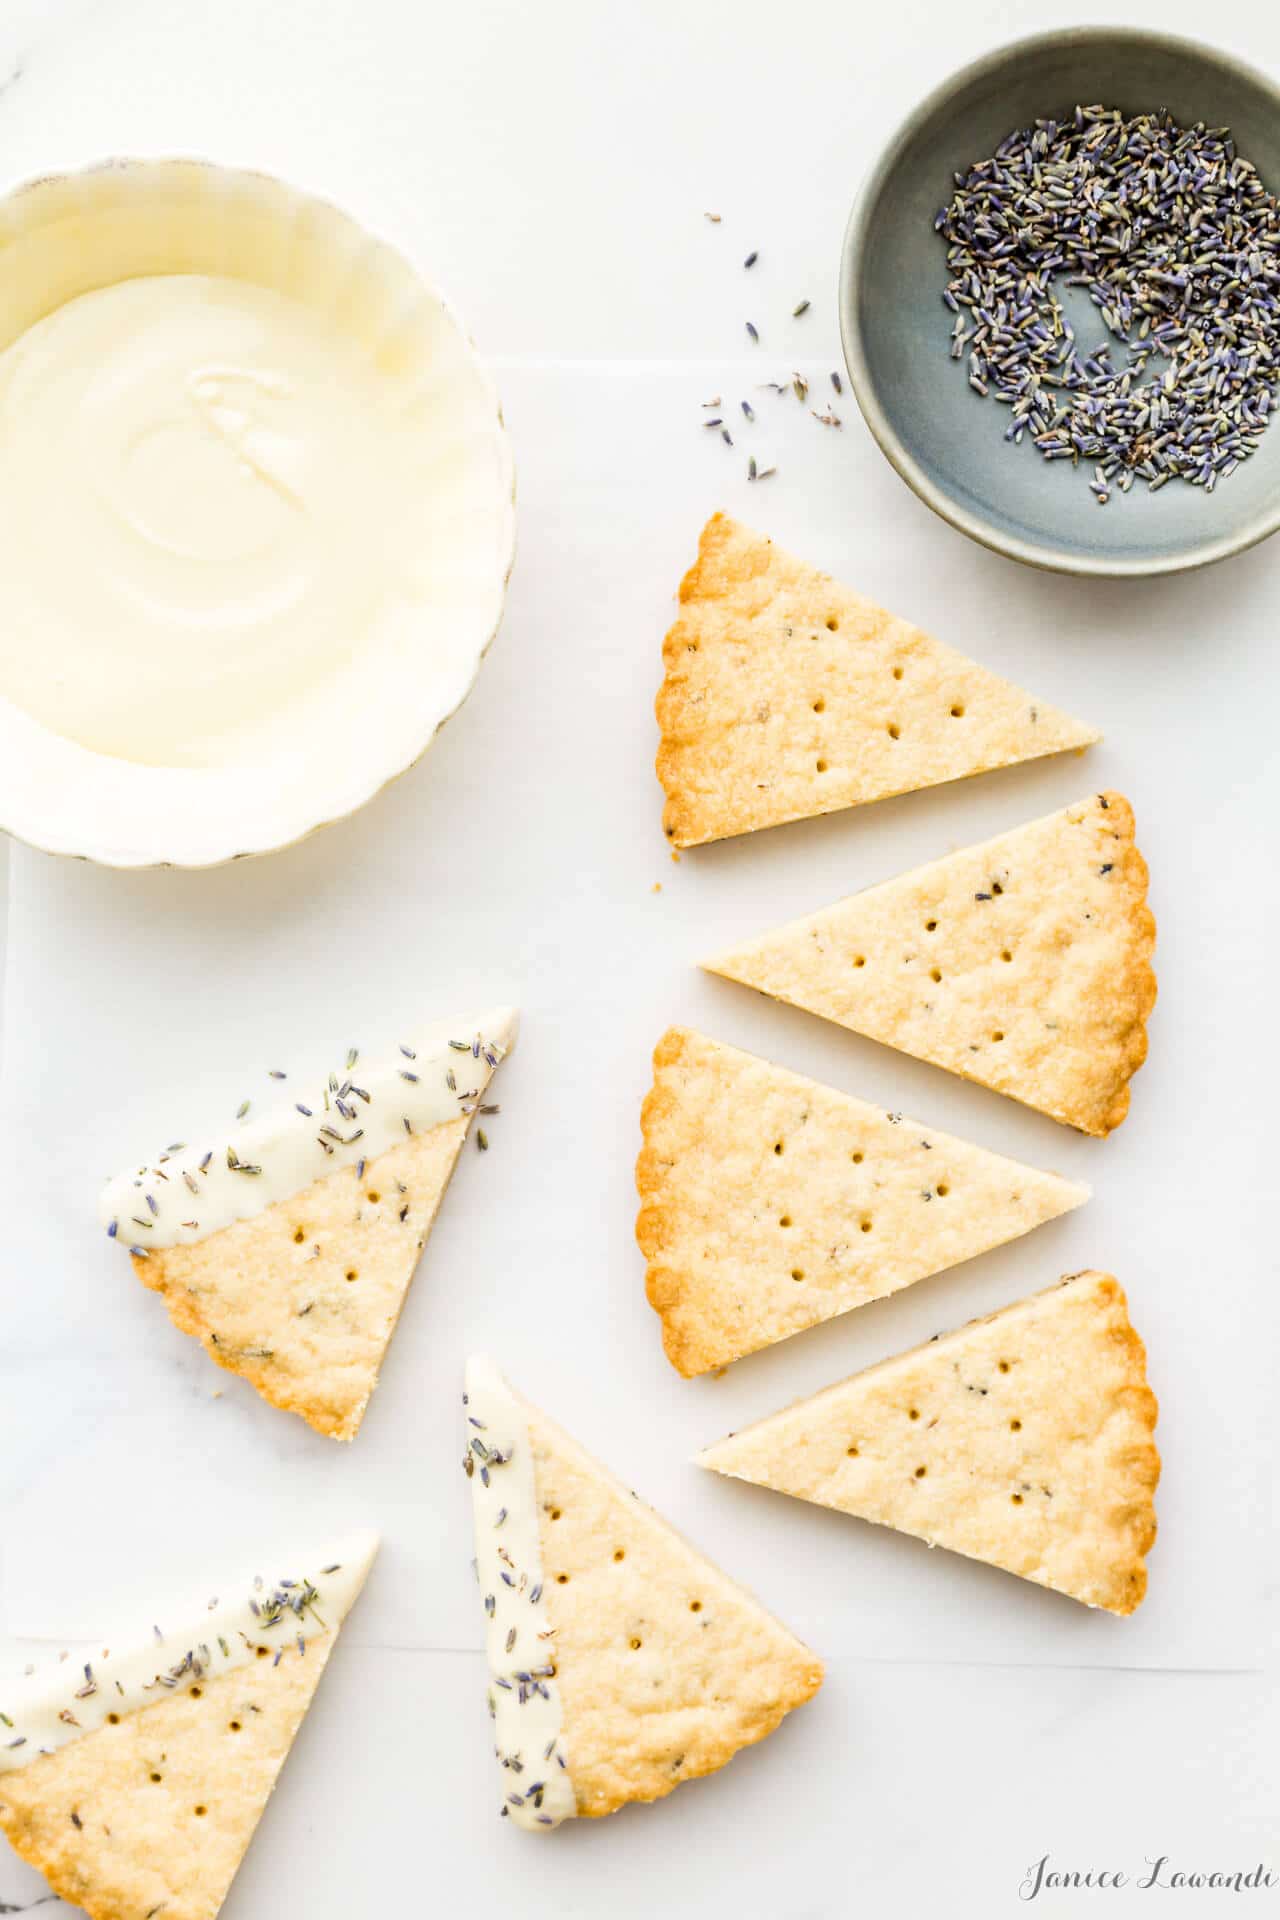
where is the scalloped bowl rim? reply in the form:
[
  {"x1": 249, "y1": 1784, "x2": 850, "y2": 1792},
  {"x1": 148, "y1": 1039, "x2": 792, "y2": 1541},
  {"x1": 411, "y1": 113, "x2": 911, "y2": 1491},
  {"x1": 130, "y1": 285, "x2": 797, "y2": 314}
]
[{"x1": 0, "y1": 155, "x2": 516, "y2": 868}]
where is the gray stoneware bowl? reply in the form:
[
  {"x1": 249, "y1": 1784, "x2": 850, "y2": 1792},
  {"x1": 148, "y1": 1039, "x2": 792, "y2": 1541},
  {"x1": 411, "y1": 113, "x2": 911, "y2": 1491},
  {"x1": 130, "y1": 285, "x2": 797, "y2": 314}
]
[{"x1": 840, "y1": 28, "x2": 1280, "y2": 576}]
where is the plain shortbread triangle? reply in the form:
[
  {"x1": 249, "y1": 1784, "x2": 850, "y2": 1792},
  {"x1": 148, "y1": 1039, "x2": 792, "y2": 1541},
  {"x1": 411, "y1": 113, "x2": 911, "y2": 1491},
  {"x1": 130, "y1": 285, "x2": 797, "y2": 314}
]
[
  {"x1": 135, "y1": 1117, "x2": 473, "y2": 1441},
  {"x1": 699, "y1": 1271, "x2": 1159, "y2": 1615},
  {"x1": 469, "y1": 1358, "x2": 823, "y2": 1819},
  {"x1": 638, "y1": 1026, "x2": 1088, "y2": 1374},
  {"x1": 705, "y1": 791, "x2": 1156, "y2": 1136},
  {"x1": 0, "y1": 1533, "x2": 377, "y2": 1920},
  {"x1": 657, "y1": 512, "x2": 1100, "y2": 847}
]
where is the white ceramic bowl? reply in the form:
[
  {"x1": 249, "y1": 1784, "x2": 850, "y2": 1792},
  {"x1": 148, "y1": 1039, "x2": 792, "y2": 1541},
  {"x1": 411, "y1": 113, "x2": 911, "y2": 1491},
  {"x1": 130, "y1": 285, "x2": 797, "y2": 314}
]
[{"x1": 0, "y1": 158, "x2": 515, "y2": 867}]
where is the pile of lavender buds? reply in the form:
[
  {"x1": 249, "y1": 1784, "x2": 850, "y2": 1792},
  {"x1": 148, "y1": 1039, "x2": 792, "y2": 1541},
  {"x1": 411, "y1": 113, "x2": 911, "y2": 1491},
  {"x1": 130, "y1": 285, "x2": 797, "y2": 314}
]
[{"x1": 935, "y1": 105, "x2": 1280, "y2": 503}]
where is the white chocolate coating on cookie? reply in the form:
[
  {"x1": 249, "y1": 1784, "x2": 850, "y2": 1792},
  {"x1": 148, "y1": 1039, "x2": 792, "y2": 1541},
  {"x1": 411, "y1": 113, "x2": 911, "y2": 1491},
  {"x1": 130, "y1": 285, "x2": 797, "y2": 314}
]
[
  {"x1": 465, "y1": 1355, "x2": 576, "y2": 1830},
  {"x1": 0, "y1": 1532, "x2": 378, "y2": 1772},
  {"x1": 100, "y1": 1009, "x2": 517, "y2": 1249}
]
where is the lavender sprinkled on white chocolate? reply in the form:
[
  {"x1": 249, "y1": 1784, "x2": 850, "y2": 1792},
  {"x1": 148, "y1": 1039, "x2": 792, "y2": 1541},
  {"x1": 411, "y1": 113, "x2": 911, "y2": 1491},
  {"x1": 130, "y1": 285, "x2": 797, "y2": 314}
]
[
  {"x1": 99, "y1": 1010, "x2": 516, "y2": 1249},
  {"x1": 464, "y1": 1357, "x2": 575, "y2": 1832},
  {"x1": 0, "y1": 1536, "x2": 376, "y2": 1774}
]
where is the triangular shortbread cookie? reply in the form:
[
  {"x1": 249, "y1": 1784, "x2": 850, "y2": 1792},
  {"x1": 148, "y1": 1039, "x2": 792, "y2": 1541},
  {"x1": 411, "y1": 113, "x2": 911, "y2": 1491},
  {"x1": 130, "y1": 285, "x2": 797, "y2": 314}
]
[
  {"x1": 464, "y1": 1356, "x2": 822, "y2": 1826},
  {"x1": 0, "y1": 1532, "x2": 377, "y2": 1920},
  {"x1": 101, "y1": 1010, "x2": 516, "y2": 1440},
  {"x1": 700, "y1": 1271, "x2": 1158, "y2": 1615},
  {"x1": 705, "y1": 793, "x2": 1155, "y2": 1135},
  {"x1": 657, "y1": 513, "x2": 1099, "y2": 847},
  {"x1": 638, "y1": 1027, "x2": 1088, "y2": 1375}
]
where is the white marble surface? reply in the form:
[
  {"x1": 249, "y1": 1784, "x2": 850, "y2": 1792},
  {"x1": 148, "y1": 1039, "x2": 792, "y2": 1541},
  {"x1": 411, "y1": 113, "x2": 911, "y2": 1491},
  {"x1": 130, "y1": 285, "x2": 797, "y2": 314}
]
[{"x1": 0, "y1": 1, "x2": 1276, "y2": 1916}]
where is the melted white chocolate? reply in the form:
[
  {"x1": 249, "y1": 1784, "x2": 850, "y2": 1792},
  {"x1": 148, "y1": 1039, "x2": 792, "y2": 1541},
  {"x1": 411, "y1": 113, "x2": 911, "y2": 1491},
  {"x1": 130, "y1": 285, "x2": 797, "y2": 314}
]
[
  {"x1": 0, "y1": 275, "x2": 427, "y2": 768},
  {"x1": 0, "y1": 1531, "x2": 378, "y2": 1772},
  {"x1": 465, "y1": 1355, "x2": 576, "y2": 1830},
  {"x1": 99, "y1": 1008, "x2": 517, "y2": 1249}
]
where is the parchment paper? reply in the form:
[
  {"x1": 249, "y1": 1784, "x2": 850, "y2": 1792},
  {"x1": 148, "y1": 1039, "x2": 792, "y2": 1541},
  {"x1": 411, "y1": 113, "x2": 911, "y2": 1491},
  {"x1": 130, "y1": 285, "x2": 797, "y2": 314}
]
[{"x1": 0, "y1": 366, "x2": 1271, "y2": 1673}]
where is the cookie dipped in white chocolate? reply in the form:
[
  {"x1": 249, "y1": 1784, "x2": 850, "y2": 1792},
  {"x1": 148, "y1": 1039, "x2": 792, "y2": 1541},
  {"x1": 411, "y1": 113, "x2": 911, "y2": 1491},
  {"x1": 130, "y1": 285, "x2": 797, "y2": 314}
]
[{"x1": 97, "y1": 1011, "x2": 518, "y2": 1443}]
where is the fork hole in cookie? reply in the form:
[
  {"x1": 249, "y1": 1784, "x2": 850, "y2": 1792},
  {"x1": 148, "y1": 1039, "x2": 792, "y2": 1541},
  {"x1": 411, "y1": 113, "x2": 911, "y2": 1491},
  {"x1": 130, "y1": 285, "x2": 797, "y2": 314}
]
[
  {"x1": 888, "y1": 723, "x2": 901, "y2": 740},
  {"x1": 345, "y1": 1268, "x2": 358, "y2": 1282},
  {"x1": 892, "y1": 665, "x2": 904, "y2": 680},
  {"x1": 366, "y1": 1190, "x2": 380, "y2": 1204},
  {"x1": 613, "y1": 1549, "x2": 625, "y2": 1562},
  {"x1": 689, "y1": 1600, "x2": 702, "y2": 1613},
  {"x1": 930, "y1": 967, "x2": 942, "y2": 983},
  {"x1": 791, "y1": 1268, "x2": 804, "y2": 1282},
  {"x1": 774, "y1": 1142, "x2": 784, "y2": 1155},
  {"x1": 293, "y1": 1228, "x2": 305, "y2": 1244},
  {"x1": 629, "y1": 1637, "x2": 643, "y2": 1651},
  {"x1": 229, "y1": 1720, "x2": 242, "y2": 1732},
  {"x1": 1011, "y1": 1493, "x2": 1023, "y2": 1505},
  {"x1": 1010, "y1": 1419, "x2": 1022, "y2": 1432},
  {"x1": 936, "y1": 1182, "x2": 950, "y2": 1197},
  {"x1": 851, "y1": 1150, "x2": 864, "y2": 1164},
  {"x1": 826, "y1": 617, "x2": 838, "y2": 632},
  {"x1": 853, "y1": 954, "x2": 866, "y2": 968},
  {"x1": 846, "y1": 1444, "x2": 859, "y2": 1457},
  {"x1": 950, "y1": 704, "x2": 965, "y2": 718},
  {"x1": 1001, "y1": 949, "x2": 1013, "y2": 963},
  {"x1": 914, "y1": 1466, "x2": 927, "y2": 1478},
  {"x1": 813, "y1": 698, "x2": 826, "y2": 713},
  {"x1": 816, "y1": 759, "x2": 828, "y2": 773},
  {"x1": 779, "y1": 1215, "x2": 792, "y2": 1228},
  {"x1": 925, "y1": 919, "x2": 938, "y2": 932},
  {"x1": 859, "y1": 1217, "x2": 872, "y2": 1233}
]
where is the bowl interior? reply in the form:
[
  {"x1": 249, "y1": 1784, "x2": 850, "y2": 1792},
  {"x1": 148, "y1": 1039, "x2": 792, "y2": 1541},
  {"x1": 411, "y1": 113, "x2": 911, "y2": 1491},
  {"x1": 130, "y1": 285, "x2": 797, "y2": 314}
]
[
  {"x1": 843, "y1": 31, "x2": 1280, "y2": 573},
  {"x1": 0, "y1": 161, "x2": 514, "y2": 865}
]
